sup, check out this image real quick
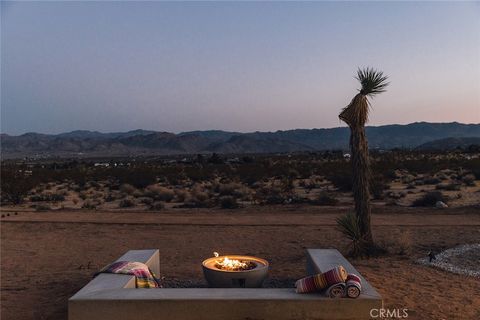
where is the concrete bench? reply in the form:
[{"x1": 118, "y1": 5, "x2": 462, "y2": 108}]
[{"x1": 69, "y1": 249, "x2": 382, "y2": 320}]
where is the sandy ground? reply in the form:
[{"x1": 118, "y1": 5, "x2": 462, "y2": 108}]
[{"x1": 1, "y1": 205, "x2": 479, "y2": 320}]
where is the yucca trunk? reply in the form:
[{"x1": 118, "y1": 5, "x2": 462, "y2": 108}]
[
  {"x1": 340, "y1": 93, "x2": 374, "y2": 246},
  {"x1": 349, "y1": 122, "x2": 373, "y2": 244}
]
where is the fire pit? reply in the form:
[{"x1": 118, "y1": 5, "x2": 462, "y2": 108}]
[{"x1": 202, "y1": 252, "x2": 269, "y2": 288}]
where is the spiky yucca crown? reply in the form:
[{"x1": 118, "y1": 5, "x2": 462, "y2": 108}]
[
  {"x1": 339, "y1": 68, "x2": 389, "y2": 127},
  {"x1": 357, "y1": 67, "x2": 389, "y2": 96}
]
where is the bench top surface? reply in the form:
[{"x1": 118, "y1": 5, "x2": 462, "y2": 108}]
[
  {"x1": 70, "y1": 249, "x2": 159, "y2": 299},
  {"x1": 306, "y1": 249, "x2": 381, "y2": 299}
]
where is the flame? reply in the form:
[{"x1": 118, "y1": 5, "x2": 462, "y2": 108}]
[{"x1": 212, "y1": 252, "x2": 253, "y2": 271}]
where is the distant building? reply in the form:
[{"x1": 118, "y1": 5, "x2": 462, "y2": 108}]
[{"x1": 94, "y1": 162, "x2": 110, "y2": 167}]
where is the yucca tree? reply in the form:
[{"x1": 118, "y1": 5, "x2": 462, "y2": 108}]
[{"x1": 339, "y1": 68, "x2": 389, "y2": 252}]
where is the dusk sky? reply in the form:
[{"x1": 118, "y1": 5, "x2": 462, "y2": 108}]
[{"x1": 1, "y1": 1, "x2": 479, "y2": 135}]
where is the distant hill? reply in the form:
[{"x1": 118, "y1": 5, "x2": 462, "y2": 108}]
[
  {"x1": 1, "y1": 122, "x2": 479, "y2": 158},
  {"x1": 415, "y1": 137, "x2": 480, "y2": 151}
]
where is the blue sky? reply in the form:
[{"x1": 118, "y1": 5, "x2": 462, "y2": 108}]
[{"x1": 1, "y1": 1, "x2": 479, "y2": 135}]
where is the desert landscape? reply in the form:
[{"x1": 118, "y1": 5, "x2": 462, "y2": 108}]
[
  {"x1": 1, "y1": 150, "x2": 479, "y2": 319},
  {"x1": 2, "y1": 1, "x2": 480, "y2": 319}
]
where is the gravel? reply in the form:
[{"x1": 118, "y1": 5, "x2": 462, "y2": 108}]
[
  {"x1": 417, "y1": 243, "x2": 480, "y2": 278},
  {"x1": 160, "y1": 277, "x2": 296, "y2": 288}
]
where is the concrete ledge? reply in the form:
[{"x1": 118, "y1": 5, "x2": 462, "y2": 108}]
[
  {"x1": 70, "y1": 249, "x2": 159, "y2": 299},
  {"x1": 69, "y1": 249, "x2": 382, "y2": 320}
]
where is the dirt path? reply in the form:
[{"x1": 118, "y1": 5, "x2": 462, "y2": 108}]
[{"x1": 2, "y1": 205, "x2": 479, "y2": 226}]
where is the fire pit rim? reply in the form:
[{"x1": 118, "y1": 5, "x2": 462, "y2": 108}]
[{"x1": 202, "y1": 255, "x2": 269, "y2": 273}]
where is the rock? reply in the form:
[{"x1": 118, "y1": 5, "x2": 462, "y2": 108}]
[{"x1": 436, "y1": 201, "x2": 448, "y2": 208}]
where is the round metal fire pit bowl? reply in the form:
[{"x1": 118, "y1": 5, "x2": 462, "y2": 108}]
[{"x1": 202, "y1": 255, "x2": 269, "y2": 288}]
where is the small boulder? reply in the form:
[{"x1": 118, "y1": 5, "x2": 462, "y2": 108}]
[{"x1": 435, "y1": 201, "x2": 448, "y2": 208}]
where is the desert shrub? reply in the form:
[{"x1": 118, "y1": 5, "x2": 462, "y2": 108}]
[
  {"x1": 411, "y1": 191, "x2": 447, "y2": 207},
  {"x1": 284, "y1": 194, "x2": 309, "y2": 204},
  {"x1": 89, "y1": 181, "x2": 101, "y2": 189},
  {"x1": 29, "y1": 193, "x2": 65, "y2": 202},
  {"x1": 144, "y1": 185, "x2": 175, "y2": 202},
  {"x1": 82, "y1": 201, "x2": 97, "y2": 210},
  {"x1": 436, "y1": 173, "x2": 448, "y2": 181},
  {"x1": 472, "y1": 168, "x2": 480, "y2": 180},
  {"x1": 220, "y1": 196, "x2": 239, "y2": 209},
  {"x1": 325, "y1": 170, "x2": 352, "y2": 192},
  {"x1": 120, "y1": 184, "x2": 136, "y2": 195},
  {"x1": 183, "y1": 165, "x2": 216, "y2": 182},
  {"x1": 370, "y1": 177, "x2": 390, "y2": 200},
  {"x1": 191, "y1": 190, "x2": 209, "y2": 203},
  {"x1": 139, "y1": 197, "x2": 154, "y2": 206},
  {"x1": 49, "y1": 193, "x2": 65, "y2": 202},
  {"x1": 29, "y1": 195, "x2": 44, "y2": 202},
  {"x1": 281, "y1": 177, "x2": 295, "y2": 191},
  {"x1": 401, "y1": 175, "x2": 415, "y2": 184},
  {"x1": 336, "y1": 212, "x2": 364, "y2": 257},
  {"x1": 208, "y1": 153, "x2": 223, "y2": 164},
  {"x1": 462, "y1": 174, "x2": 476, "y2": 186},
  {"x1": 423, "y1": 177, "x2": 441, "y2": 185},
  {"x1": 117, "y1": 169, "x2": 156, "y2": 189},
  {"x1": 311, "y1": 192, "x2": 338, "y2": 206},
  {"x1": 174, "y1": 189, "x2": 188, "y2": 202},
  {"x1": 414, "y1": 179, "x2": 425, "y2": 186},
  {"x1": 104, "y1": 193, "x2": 116, "y2": 202},
  {"x1": 90, "y1": 192, "x2": 103, "y2": 200},
  {"x1": 56, "y1": 188, "x2": 68, "y2": 196},
  {"x1": 264, "y1": 193, "x2": 285, "y2": 204},
  {"x1": 386, "y1": 192, "x2": 402, "y2": 200},
  {"x1": 304, "y1": 179, "x2": 319, "y2": 190},
  {"x1": 180, "y1": 187, "x2": 212, "y2": 208},
  {"x1": 34, "y1": 204, "x2": 51, "y2": 211},
  {"x1": 149, "y1": 202, "x2": 165, "y2": 210},
  {"x1": 436, "y1": 183, "x2": 461, "y2": 191},
  {"x1": 237, "y1": 164, "x2": 268, "y2": 185},
  {"x1": 218, "y1": 183, "x2": 240, "y2": 196},
  {"x1": 0, "y1": 170, "x2": 37, "y2": 205},
  {"x1": 119, "y1": 198, "x2": 135, "y2": 208},
  {"x1": 255, "y1": 186, "x2": 285, "y2": 205},
  {"x1": 132, "y1": 189, "x2": 144, "y2": 198},
  {"x1": 181, "y1": 197, "x2": 208, "y2": 208},
  {"x1": 385, "y1": 199, "x2": 398, "y2": 206}
]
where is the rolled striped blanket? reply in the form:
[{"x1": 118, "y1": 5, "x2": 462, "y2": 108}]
[
  {"x1": 95, "y1": 261, "x2": 161, "y2": 288},
  {"x1": 346, "y1": 273, "x2": 362, "y2": 298},
  {"x1": 295, "y1": 265, "x2": 347, "y2": 294},
  {"x1": 326, "y1": 282, "x2": 346, "y2": 298}
]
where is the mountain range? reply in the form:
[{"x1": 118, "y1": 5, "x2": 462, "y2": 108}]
[{"x1": 1, "y1": 122, "x2": 479, "y2": 158}]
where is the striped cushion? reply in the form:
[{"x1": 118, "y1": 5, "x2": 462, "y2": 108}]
[
  {"x1": 295, "y1": 265, "x2": 347, "y2": 293},
  {"x1": 346, "y1": 273, "x2": 362, "y2": 298}
]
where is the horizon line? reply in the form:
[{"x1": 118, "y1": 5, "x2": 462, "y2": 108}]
[{"x1": 1, "y1": 121, "x2": 479, "y2": 137}]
